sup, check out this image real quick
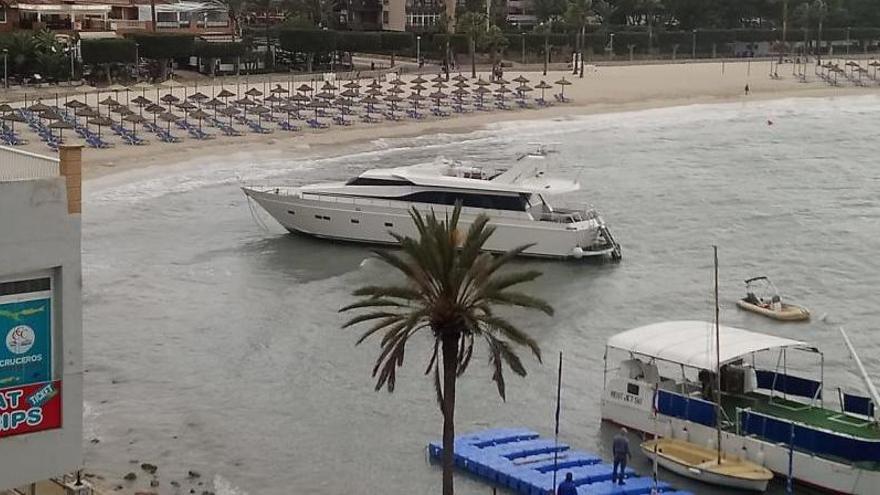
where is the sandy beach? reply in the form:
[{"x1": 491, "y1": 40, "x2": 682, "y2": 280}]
[{"x1": 3, "y1": 59, "x2": 875, "y2": 180}]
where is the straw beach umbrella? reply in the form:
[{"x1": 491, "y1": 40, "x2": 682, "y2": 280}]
[
  {"x1": 2, "y1": 112, "x2": 25, "y2": 132},
  {"x1": 189, "y1": 109, "x2": 210, "y2": 132},
  {"x1": 29, "y1": 101, "x2": 51, "y2": 113},
  {"x1": 407, "y1": 93, "x2": 425, "y2": 111},
  {"x1": 158, "y1": 111, "x2": 179, "y2": 133},
  {"x1": 218, "y1": 106, "x2": 240, "y2": 128},
  {"x1": 48, "y1": 119, "x2": 73, "y2": 141},
  {"x1": 554, "y1": 77, "x2": 572, "y2": 99},
  {"x1": 123, "y1": 113, "x2": 146, "y2": 138},
  {"x1": 87, "y1": 116, "x2": 113, "y2": 138},
  {"x1": 515, "y1": 84, "x2": 532, "y2": 103},
  {"x1": 189, "y1": 92, "x2": 209, "y2": 103},
  {"x1": 385, "y1": 94, "x2": 402, "y2": 117},
  {"x1": 144, "y1": 103, "x2": 164, "y2": 125},
  {"x1": 176, "y1": 100, "x2": 197, "y2": 112},
  {"x1": 535, "y1": 80, "x2": 552, "y2": 102},
  {"x1": 251, "y1": 105, "x2": 271, "y2": 127}
]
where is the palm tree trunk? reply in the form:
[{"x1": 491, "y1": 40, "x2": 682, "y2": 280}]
[
  {"x1": 441, "y1": 333, "x2": 458, "y2": 495},
  {"x1": 470, "y1": 37, "x2": 476, "y2": 79},
  {"x1": 149, "y1": 0, "x2": 157, "y2": 31}
]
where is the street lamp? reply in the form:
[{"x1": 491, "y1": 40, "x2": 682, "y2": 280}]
[
  {"x1": 692, "y1": 29, "x2": 697, "y2": 59},
  {"x1": 609, "y1": 33, "x2": 615, "y2": 60},
  {"x1": 134, "y1": 43, "x2": 139, "y2": 82},
  {"x1": 846, "y1": 27, "x2": 850, "y2": 56},
  {"x1": 3, "y1": 49, "x2": 7, "y2": 89},
  {"x1": 416, "y1": 35, "x2": 421, "y2": 67},
  {"x1": 541, "y1": 21, "x2": 550, "y2": 76},
  {"x1": 69, "y1": 43, "x2": 75, "y2": 83}
]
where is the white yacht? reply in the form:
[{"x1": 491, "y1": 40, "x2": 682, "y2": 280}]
[{"x1": 242, "y1": 149, "x2": 621, "y2": 260}]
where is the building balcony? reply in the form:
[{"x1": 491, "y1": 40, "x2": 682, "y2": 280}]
[{"x1": 110, "y1": 19, "x2": 231, "y2": 32}]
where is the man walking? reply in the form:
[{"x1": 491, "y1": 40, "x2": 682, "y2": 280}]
[
  {"x1": 557, "y1": 472, "x2": 577, "y2": 495},
  {"x1": 611, "y1": 427, "x2": 631, "y2": 485}
]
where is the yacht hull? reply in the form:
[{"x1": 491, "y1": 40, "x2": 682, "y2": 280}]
[{"x1": 243, "y1": 187, "x2": 620, "y2": 259}]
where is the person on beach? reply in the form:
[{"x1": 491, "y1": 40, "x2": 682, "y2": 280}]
[
  {"x1": 744, "y1": 83, "x2": 750, "y2": 95},
  {"x1": 557, "y1": 472, "x2": 577, "y2": 495},
  {"x1": 611, "y1": 428, "x2": 631, "y2": 485}
]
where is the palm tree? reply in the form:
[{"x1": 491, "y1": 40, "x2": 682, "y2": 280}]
[
  {"x1": 340, "y1": 205, "x2": 553, "y2": 495},
  {"x1": 564, "y1": 0, "x2": 592, "y2": 74}
]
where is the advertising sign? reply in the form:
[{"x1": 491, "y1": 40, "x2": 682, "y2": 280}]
[
  {"x1": 0, "y1": 380, "x2": 62, "y2": 438},
  {"x1": 0, "y1": 298, "x2": 52, "y2": 387}
]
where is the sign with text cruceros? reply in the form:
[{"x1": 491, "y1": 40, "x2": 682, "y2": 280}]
[{"x1": 0, "y1": 297, "x2": 52, "y2": 387}]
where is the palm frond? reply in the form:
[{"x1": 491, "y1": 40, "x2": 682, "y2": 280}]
[
  {"x1": 484, "y1": 270, "x2": 544, "y2": 293},
  {"x1": 349, "y1": 285, "x2": 422, "y2": 301},
  {"x1": 339, "y1": 298, "x2": 410, "y2": 312},
  {"x1": 355, "y1": 315, "x2": 406, "y2": 345},
  {"x1": 477, "y1": 314, "x2": 542, "y2": 362},
  {"x1": 484, "y1": 290, "x2": 555, "y2": 316},
  {"x1": 341, "y1": 311, "x2": 405, "y2": 329},
  {"x1": 486, "y1": 334, "x2": 507, "y2": 401}
]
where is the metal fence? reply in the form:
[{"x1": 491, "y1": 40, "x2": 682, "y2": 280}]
[{"x1": 0, "y1": 146, "x2": 59, "y2": 181}]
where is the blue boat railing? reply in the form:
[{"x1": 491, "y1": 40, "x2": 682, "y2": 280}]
[{"x1": 738, "y1": 408, "x2": 880, "y2": 464}]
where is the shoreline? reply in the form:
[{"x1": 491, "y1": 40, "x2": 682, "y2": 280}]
[{"x1": 82, "y1": 83, "x2": 870, "y2": 182}]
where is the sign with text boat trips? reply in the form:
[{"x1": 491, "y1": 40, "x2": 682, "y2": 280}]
[
  {"x1": 0, "y1": 380, "x2": 62, "y2": 438},
  {"x1": 0, "y1": 297, "x2": 52, "y2": 387}
]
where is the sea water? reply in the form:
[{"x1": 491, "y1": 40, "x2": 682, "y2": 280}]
[{"x1": 82, "y1": 95, "x2": 880, "y2": 494}]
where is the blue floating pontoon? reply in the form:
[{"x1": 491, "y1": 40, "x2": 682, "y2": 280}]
[{"x1": 428, "y1": 428, "x2": 694, "y2": 495}]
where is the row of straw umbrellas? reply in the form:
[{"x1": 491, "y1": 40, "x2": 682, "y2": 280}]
[{"x1": 1, "y1": 74, "x2": 574, "y2": 145}]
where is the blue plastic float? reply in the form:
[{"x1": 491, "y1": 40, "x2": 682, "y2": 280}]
[{"x1": 428, "y1": 428, "x2": 694, "y2": 495}]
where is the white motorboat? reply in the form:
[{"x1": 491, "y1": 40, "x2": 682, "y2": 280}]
[{"x1": 242, "y1": 148, "x2": 621, "y2": 260}]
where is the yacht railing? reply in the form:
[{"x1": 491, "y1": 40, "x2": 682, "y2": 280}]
[{"x1": 538, "y1": 207, "x2": 600, "y2": 224}]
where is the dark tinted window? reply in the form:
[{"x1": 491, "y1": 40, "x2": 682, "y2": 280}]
[
  {"x1": 346, "y1": 178, "x2": 413, "y2": 186},
  {"x1": 627, "y1": 383, "x2": 640, "y2": 395},
  {"x1": 0, "y1": 278, "x2": 51, "y2": 297},
  {"x1": 396, "y1": 191, "x2": 527, "y2": 211}
]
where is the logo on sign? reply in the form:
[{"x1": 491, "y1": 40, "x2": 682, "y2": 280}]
[{"x1": 6, "y1": 326, "x2": 35, "y2": 355}]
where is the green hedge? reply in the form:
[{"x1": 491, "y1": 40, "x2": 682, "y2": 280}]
[
  {"x1": 380, "y1": 31, "x2": 414, "y2": 51},
  {"x1": 336, "y1": 31, "x2": 381, "y2": 52},
  {"x1": 278, "y1": 28, "x2": 336, "y2": 53},
  {"x1": 192, "y1": 41, "x2": 249, "y2": 59},
  {"x1": 432, "y1": 34, "x2": 469, "y2": 54},
  {"x1": 127, "y1": 33, "x2": 195, "y2": 59},
  {"x1": 81, "y1": 38, "x2": 137, "y2": 64}
]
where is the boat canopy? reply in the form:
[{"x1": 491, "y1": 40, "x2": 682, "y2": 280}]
[{"x1": 606, "y1": 320, "x2": 819, "y2": 370}]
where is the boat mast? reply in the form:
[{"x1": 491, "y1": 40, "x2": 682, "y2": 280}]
[{"x1": 714, "y1": 246, "x2": 722, "y2": 464}]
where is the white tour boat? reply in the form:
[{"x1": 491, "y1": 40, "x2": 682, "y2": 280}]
[
  {"x1": 242, "y1": 149, "x2": 621, "y2": 260},
  {"x1": 602, "y1": 320, "x2": 880, "y2": 494}
]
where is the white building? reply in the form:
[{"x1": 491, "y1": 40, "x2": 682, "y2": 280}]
[{"x1": 0, "y1": 146, "x2": 85, "y2": 494}]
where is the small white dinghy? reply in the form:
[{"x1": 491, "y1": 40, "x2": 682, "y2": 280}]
[
  {"x1": 641, "y1": 438, "x2": 773, "y2": 492},
  {"x1": 737, "y1": 276, "x2": 810, "y2": 321}
]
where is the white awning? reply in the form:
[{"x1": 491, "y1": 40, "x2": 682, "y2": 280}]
[
  {"x1": 606, "y1": 320, "x2": 818, "y2": 370},
  {"x1": 14, "y1": 4, "x2": 112, "y2": 13}
]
